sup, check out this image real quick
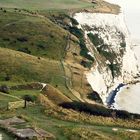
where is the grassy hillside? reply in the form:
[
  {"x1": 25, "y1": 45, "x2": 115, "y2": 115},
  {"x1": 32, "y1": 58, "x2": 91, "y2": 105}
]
[
  {"x1": 0, "y1": 9, "x2": 71, "y2": 60},
  {"x1": 0, "y1": 47, "x2": 64, "y2": 83},
  {"x1": 0, "y1": 47, "x2": 81, "y2": 101},
  {"x1": 0, "y1": 8, "x2": 93, "y2": 102},
  {"x1": 0, "y1": 0, "x2": 92, "y2": 10}
]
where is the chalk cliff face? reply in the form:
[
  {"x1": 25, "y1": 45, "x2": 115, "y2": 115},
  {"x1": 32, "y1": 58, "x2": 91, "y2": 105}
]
[{"x1": 74, "y1": 12, "x2": 140, "y2": 104}]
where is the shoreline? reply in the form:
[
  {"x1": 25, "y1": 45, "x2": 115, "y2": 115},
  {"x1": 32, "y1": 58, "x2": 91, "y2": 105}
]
[{"x1": 105, "y1": 0, "x2": 140, "y2": 114}]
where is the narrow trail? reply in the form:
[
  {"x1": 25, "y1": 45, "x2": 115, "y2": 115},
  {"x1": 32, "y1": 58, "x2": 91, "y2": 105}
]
[{"x1": 0, "y1": 92, "x2": 21, "y2": 100}]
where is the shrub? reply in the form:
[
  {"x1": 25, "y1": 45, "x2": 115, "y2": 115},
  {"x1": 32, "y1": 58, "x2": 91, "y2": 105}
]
[
  {"x1": 0, "y1": 85, "x2": 9, "y2": 94},
  {"x1": 80, "y1": 60, "x2": 93, "y2": 69},
  {"x1": 97, "y1": 47, "x2": 115, "y2": 61},
  {"x1": 87, "y1": 92, "x2": 103, "y2": 103},
  {"x1": 108, "y1": 63, "x2": 120, "y2": 78},
  {"x1": 68, "y1": 26, "x2": 94, "y2": 61},
  {"x1": 3, "y1": 10, "x2": 6, "y2": 13},
  {"x1": 60, "y1": 101, "x2": 111, "y2": 117},
  {"x1": 120, "y1": 42, "x2": 126, "y2": 48},
  {"x1": 87, "y1": 33, "x2": 104, "y2": 47},
  {"x1": 79, "y1": 39, "x2": 94, "y2": 61},
  {"x1": 36, "y1": 41, "x2": 47, "y2": 50},
  {"x1": 17, "y1": 47, "x2": 31, "y2": 54},
  {"x1": 5, "y1": 75, "x2": 11, "y2": 81},
  {"x1": 60, "y1": 101, "x2": 140, "y2": 119},
  {"x1": 17, "y1": 36, "x2": 28, "y2": 42},
  {"x1": 70, "y1": 17, "x2": 79, "y2": 26},
  {"x1": 68, "y1": 26, "x2": 84, "y2": 39}
]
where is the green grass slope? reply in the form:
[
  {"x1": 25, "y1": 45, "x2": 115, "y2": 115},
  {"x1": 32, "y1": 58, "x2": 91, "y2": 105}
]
[
  {"x1": 0, "y1": 48, "x2": 79, "y2": 101},
  {"x1": 0, "y1": 9, "x2": 70, "y2": 60},
  {"x1": 0, "y1": 0, "x2": 92, "y2": 10},
  {"x1": 0, "y1": 47, "x2": 64, "y2": 83}
]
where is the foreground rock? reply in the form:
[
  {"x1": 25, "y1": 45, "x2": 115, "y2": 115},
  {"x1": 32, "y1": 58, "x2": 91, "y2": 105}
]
[{"x1": 0, "y1": 116, "x2": 55, "y2": 140}]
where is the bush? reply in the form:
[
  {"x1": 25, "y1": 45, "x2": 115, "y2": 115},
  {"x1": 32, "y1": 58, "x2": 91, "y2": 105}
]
[
  {"x1": 120, "y1": 42, "x2": 126, "y2": 48},
  {"x1": 108, "y1": 63, "x2": 120, "y2": 78},
  {"x1": 80, "y1": 60, "x2": 93, "y2": 69},
  {"x1": 70, "y1": 17, "x2": 79, "y2": 26},
  {"x1": 5, "y1": 75, "x2": 11, "y2": 81},
  {"x1": 87, "y1": 92, "x2": 103, "y2": 103},
  {"x1": 79, "y1": 39, "x2": 94, "y2": 61},
  {"x1": 0, "y1": 85, "x2": 9, "y2": 94},
  {"x1": 87, "y1": 33, "x2": 104, "y2": 47},
  {"x1": 60, "y1": 101, "x2": 111, "y2": 117},
  {"x1": 68, "y1": 26, "x2": 84, "y2": 39},
  {"x1": 36, "y1": 41, "x2": 46, "y2": 49},
  {"x1": 97, "y1": 47, "x2": 115, "y2": 61},
  {"x1": 17, "y1": 47, "x2": 31, "y2": 54},
  {"x1": 60, "y1": 101, "x2": 140, "y2": 119},
  {"x1": 17, "y1": 36, "x2": 28, "y2": 42},
  {"x1": 3, "y1": 10, "x2": 6, "y2": 13},
  {"x1": 68, "y1": 26, "x2": 94, "y2": 61}
]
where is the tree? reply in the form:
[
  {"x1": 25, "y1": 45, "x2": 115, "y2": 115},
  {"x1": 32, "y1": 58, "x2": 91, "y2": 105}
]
[{"x1": 22, "y1": 95, "x2": 34, "y2": 108}]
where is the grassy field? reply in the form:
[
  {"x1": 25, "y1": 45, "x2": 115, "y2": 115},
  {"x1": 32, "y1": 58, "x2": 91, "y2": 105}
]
[
  {"x1": 0, "y1": 94, "x2": 140, "y2": 140},
  {"x1": 0, "y1": 0, "x2": 93, "y2": 11}
]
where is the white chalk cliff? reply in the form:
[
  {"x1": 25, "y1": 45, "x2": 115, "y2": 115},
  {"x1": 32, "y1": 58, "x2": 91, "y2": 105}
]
[{"x1": 74, "y1": 12, "x2": 140, "y2": 104}]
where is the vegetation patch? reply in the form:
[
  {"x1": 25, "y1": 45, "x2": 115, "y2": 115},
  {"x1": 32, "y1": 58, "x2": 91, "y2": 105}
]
[
  {"x1": 60, "y1": 101, "x2": 140, "y2": 119},
  {"x1": 68, "y1": 26, "x2": 94, "y2": 61},
  {"x1": 87, "y1": 91, "x2": 103, "y2": 103},
  {"x1": 108, "y1": 63, "x2": 121, "y2": 78},
  {"x1": 0, "y1": 10, "x2": 69, "y2": 60},
  {"x1": 120, "y1": 41, "x2": 126, "y2": 48},
  {"x1": 88, "y1": 32, "x2": 104, "y2": 47},
  {"x1": 80, "y1": 60, "x2": 93, "y2": 69}
]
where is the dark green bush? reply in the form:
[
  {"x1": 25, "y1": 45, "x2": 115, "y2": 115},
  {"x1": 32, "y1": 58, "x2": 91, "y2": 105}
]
[
  {"x1": 87, "y1": 33, "x2": 104, "y2": 47},
  {"x1": 0, "y1": 85, "x2": 9, "y2": 94},
  {"x1": 68, "y1": 26, "x2": 94, "y2": 61},
  {"x1": 80, "y1": 60, "x2": 93, "y2": 69},
  {"x1": 69, "y1": 26, "x2": 84, "y2": 39},
  {"x1": 17, "y1": 36, "x2": 28, "y2": 42},
  {"x1": 87, "y1": 92, "x2": 103, "y2": 103},
  {"x1": 70, "y1": 17, "x2": 79, "y2": 26},
  {"x1": 120, "y1": 42, "x2": 126, "y2": 48},
  {"x1": 17, "y1": 47, "x2": 31, "y2": 54},
  {"x1": 36, "y1": 41, "x2": 47, "y2": 50},
  {"x1": 79, "y1": 39, "x2": 94, "y2": 61},
  {"x1": 60, "y1": 101, "x2": 140, "y2": 119},
  {"x1": 60, "y1": 101, "x2": 111, "y2": 117},
  {"x1": 108, "y1": 63, "x2": 120, "y2": 78}
]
